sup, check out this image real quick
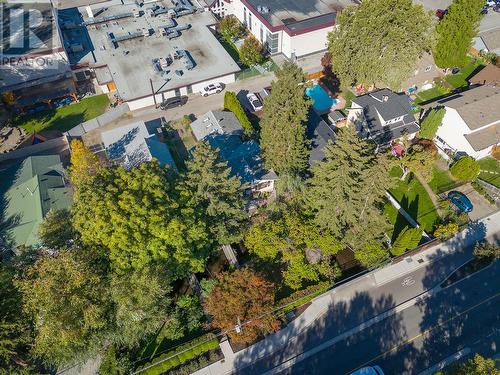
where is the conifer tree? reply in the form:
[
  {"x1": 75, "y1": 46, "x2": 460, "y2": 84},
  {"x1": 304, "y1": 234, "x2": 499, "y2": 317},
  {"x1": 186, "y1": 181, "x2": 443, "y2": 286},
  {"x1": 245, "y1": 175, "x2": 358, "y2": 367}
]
[
  {"x1": 433, "y1": 0, "x2": 484, "y2": 68},
  {"x1": 260, "y1": 61, "x2": 311, "y2": 175},
  {"x1": 177, "y1": 141, "x2": 247, "y2": 246},
  {"x1": 306, "y1": 126, "x2": 393, "y2": 254},
  {"x1": 390, "y1": 226, "x2": 423, "y2": 256}
]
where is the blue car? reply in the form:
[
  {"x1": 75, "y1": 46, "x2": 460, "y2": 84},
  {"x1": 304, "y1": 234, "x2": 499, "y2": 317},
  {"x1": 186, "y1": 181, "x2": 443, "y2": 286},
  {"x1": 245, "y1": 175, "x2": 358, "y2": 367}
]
[{"x1": 448, "y1": 191, "x2": 473, "y2": 213}]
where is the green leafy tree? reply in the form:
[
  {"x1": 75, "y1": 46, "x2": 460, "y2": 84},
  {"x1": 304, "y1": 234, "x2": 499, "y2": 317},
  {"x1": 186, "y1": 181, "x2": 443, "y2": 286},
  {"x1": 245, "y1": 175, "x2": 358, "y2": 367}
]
[
  {"x1": 402, "y1": 142, "x2": 438, "y2": 182},
  {"x1": 390, "y1": 226, "x2": 423, "y2": 255},
  {"x1": 15, "y1": 249, "x2": 112, "y2": 366},
  {"x1": 433, "y1": 0, "x2": 485, "y2": 68},
  {"x1": 419, "y1": 108, "x2": 446, "y2": 140},
  {"x1": 0, "y1": 264, "x2": 34, "y2": 373},
  {"x1": 446, "y1": 354, "x2": 500, "y2": 375},
  {"x1": 473, "y1": 241, "x2": 499, "y2": 259},
  {"x1": 223, "y1": 91, "x2": 254, "y2": 137},
  {"x1": 99, "y1": 345, "x2": 118, "y2": 375},
  {"x1": 260, "y1": 61, "x2": 311, "y2": 175},
  {"x1": 306, "y1": 126, "x2": 392, "y2": 252},
  {"x1": 72, "y1": 161, "x2": 210, "y2": 274},
  {"x1": 433, "y1": 222, "x2": 459, "y2": 240},
  {"x1": 245, "y1": 209, "x2": 341, "y2": 289},
  {"x1": 69, "y1": 139, "x2": 104, "y2": 187},
  {"x1": 110, "y1": 268, "x2": 174, "y2": 347},
  {"x1": 327, "y1": 0, "x2": 432, "y2": 89},
  {"x1": 354, "y1": 243, "x2": 390, "y2": 269},
  {"x1": 38, "y1": 209, "x2": 74, "y2": 249},
  {"x1": 204, "y1": 268, "x2": 280, "y2": 344},
  {"x1": 239, "y1": 35, "x2": 263, "y2": 67},
  {"x1": 177, "y1": 141, "x2": 247, "y2": 246},
  {"x1": 450, "y1": 156, "x2": 480, "y2": 181},
  {"x1": 218, "y1": 15, "x2": 241, "y2": 42}
]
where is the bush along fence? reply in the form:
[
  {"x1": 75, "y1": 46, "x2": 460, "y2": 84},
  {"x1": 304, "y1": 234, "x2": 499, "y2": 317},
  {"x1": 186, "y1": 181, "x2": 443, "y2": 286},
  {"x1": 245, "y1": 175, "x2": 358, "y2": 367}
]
[{"x1": 134, "y1": 333, "x2": 220, "y2": 375}]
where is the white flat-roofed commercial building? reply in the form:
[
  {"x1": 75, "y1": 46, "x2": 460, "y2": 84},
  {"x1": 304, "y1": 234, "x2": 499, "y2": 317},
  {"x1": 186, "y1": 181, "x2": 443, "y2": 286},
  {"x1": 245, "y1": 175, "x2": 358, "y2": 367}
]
[
  {"x1": 59, "y1": 0, "x2": 240, "y2": 110},
  {"x1": 222, "y1": 0, "x2": 357, "y2": 59}
]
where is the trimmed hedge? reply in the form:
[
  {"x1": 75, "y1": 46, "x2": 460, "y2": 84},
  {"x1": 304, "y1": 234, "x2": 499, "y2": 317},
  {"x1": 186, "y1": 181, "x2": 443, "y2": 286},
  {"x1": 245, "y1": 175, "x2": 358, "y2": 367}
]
[
  {"x1": 224, "y1": 91, "x2": 254, "y2": 137},
  {"x1": 275, "y1": 281, "x2": 331, "y2": 315},
  {"x1": 137, "y1": 333, "x2": 219, "y2": 375}
]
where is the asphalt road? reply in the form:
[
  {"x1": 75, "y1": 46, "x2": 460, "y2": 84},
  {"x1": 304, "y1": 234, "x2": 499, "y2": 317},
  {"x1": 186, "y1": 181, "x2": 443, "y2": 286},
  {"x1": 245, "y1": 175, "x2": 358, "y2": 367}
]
[
  {"x1": 280, "y1": 261, "x2": 500, "y2": 375},
  {"x1": 232, "y1": 233, "x2": 500, "y2": 375}
]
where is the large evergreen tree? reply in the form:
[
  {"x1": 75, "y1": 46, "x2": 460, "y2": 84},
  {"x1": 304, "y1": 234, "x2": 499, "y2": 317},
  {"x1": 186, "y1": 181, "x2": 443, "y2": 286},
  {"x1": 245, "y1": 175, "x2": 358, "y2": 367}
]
[
  {"x1": 260, "y1": 61, "x2": 311, "y2": 175},
  {"x1": 433, "y1": 0, "x2": 484, "y2": 68},
  {"x1": 177, "y1": 141, "x2": 247, "y2": 246},
  {"x1": 306, "y1": 126, "x2": 392, "y2": 255},
  {"x1": 327, "y1": 0, "x2": 432, "y2": 89},
  {"x1": 72, "y1": 161, "x2": 210, "y2": 274}
]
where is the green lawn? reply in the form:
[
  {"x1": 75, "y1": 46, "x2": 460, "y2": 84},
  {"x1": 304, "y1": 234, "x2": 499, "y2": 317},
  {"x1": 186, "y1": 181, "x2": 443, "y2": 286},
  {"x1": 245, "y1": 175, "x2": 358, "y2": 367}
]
[
  {"x1": 15, "y1": 94, "x2": 109, "y2": 133},
  {"x1": 341, "y1": 89, "x2": 356, "y2": 109},
  {"x1": 445, "y1": 58, "x2": 484, "y2": 89},
  {"x1": 415, "y1": 85, "x2": 449, "y2": 105},
  {"x1": 388, "y1": 172, "x2": 440, "y2": 233},
  {"x1": 478, "y1": 157, "x2": 500, "y2": 188},
  {"x1": 428, "y1": 166, "x2": 459, "y2": 194}
]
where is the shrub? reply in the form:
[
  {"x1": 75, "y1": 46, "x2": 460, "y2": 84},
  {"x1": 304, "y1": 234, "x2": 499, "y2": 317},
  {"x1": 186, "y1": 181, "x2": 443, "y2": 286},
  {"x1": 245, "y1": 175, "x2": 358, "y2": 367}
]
[
  {"x1": 419, "y1": 108, "x2": 445, "y2": 140},
  {"x1": 218, "y1": 15, "x2": 241, "y2": 42},
  {"x1": 434, "y1": 223, "x2": 459, "y2": 240},
  {"x1": 473, "y1": 241, "x2": 499, "y2": 259},
  {"x1": 239, "y1": 35, "x2": 263, "y2": 67},
  {"x1": 223, "y1": 91, "x2": 254, "y2": 137},
  {"x1": 471, "y1": 181, "x2": 496, "y2": 204},
  {"x1": 99, "y1": 345, "x2": 118, "y2": 375},
  {"x1": 390, "y1": 226, "x2": 423, "y2": 256},
  {"x1": 450, "y1": 156, "x2": 480, "y2": 181},
  {"x1": 137, "y1": 334, "x2": 219, "y2": 375}
]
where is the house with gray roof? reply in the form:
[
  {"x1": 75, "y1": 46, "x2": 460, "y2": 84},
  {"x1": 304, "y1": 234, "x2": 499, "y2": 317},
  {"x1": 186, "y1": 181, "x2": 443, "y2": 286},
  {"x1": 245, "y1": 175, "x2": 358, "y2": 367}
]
[
  {"x1": 307, "y1": 108, "x2": 336, "y2": 164},
  {"x1": 101, "y1": 120, "x2": 177, "y2": 170},
  {"x1": 190, "y1": 111, "x2": 277, "y2": 194},
  {"x1": 426, "y1": 84, "x2": 500, "y2": 159},
  {"x1": 0, "y1": 155, "x2": 72, "y2": 251},
  {"x1": 347, "y1": 88, "x2": 420, "y2": 146}
]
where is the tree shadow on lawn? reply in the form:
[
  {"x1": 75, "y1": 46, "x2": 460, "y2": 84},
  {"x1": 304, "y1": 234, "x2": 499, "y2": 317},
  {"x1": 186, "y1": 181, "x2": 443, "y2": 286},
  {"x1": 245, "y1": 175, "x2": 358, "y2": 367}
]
[{"x1": 16, "y1": 110, "x2": 88, "y2": 134}]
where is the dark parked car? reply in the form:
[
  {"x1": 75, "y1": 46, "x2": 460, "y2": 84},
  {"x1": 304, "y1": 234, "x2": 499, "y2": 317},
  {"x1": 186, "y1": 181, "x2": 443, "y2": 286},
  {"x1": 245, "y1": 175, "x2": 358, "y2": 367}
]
[
  {"x1": 160, "y1": 96, "x2": 188, "y2": 110},
  {"x1": 448, "y1": 191, "x2": 473, "y2": 213}
]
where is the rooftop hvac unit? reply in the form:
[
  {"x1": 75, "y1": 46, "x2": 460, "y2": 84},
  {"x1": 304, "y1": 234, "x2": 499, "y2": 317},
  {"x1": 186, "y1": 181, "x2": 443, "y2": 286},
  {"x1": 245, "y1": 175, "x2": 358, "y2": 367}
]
[
  {"x1": 70, "y1": 43, "x2": 84, "y2": 52},
  {"x1": 142, "y1": 28, "x2": 151, "y2": 37},
  {"x1": 132, "y1": 9, "x2": 140, "y2": 17}
]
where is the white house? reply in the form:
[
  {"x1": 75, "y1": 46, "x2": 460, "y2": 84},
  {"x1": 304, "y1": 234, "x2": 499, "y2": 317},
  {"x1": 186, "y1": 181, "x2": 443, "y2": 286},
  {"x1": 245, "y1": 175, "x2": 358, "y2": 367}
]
[
  {"x1": 222, "y1": 0, "x2": 356, "y2": 58},
  {"x1": 430, "y1": 85, "x2": 500, "y2": 159}
]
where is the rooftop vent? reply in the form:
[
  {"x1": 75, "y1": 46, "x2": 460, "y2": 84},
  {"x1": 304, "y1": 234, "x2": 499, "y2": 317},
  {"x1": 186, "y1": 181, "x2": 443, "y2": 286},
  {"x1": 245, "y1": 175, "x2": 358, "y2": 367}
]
[
  {"x1": 382, "y1": 95, "x2": 389, "y2": 102},
  {"x1": 257, "y1": 5, "x2": 270, "y2": 14}
]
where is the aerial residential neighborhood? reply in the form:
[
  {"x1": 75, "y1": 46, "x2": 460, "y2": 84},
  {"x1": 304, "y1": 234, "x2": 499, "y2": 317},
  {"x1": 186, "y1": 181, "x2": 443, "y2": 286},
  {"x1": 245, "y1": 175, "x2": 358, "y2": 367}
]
[{"x1": 1, "y1": 0, "x2": 499, "y2": 374}]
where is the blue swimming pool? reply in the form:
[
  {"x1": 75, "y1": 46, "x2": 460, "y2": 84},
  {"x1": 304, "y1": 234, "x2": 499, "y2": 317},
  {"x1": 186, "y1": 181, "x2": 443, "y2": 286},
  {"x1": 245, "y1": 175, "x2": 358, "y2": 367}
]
[{"x1": 306, "y1": 84, "x2": 338, "y2": 111}]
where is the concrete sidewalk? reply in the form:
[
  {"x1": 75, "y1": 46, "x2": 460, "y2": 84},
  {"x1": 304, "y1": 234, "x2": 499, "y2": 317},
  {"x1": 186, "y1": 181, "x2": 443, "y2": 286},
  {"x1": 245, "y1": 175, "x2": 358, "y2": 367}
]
[{"x1": 192, "y1": 212, "x2": 500, "y2": 375}]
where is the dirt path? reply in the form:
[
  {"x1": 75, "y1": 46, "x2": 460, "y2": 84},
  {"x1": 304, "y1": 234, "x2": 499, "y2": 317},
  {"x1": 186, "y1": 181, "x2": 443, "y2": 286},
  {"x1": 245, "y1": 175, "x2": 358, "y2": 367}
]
[{"x1": 415, "y1": 173, "x2": 445, "y2": 218}]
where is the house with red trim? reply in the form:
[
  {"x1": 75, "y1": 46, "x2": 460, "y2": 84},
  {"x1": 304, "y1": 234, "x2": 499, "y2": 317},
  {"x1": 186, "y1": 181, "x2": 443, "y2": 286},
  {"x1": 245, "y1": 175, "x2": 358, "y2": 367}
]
[{"x1": 221, "y1": 0, "x2": 358, "y2": 59}]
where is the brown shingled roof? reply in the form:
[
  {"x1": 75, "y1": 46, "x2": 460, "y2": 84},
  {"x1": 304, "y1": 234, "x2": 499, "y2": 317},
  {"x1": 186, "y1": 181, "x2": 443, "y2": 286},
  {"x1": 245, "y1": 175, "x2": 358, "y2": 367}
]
[
  {"x1": 469, "y1": 64, "x2": 500, "y2": 86},
  {"x1": 433, "y1": 85, "x2": 500, "y2": 130},
  {"x1": 464, "y1": 123, "x2": 500, "y2": 151}
]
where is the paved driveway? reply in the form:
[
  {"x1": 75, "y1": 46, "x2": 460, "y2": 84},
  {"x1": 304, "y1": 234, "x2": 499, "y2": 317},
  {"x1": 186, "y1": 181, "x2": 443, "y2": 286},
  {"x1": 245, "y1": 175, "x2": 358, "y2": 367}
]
[{"x1": 446, "y1": 183, "x2": 498, "y2": 221}]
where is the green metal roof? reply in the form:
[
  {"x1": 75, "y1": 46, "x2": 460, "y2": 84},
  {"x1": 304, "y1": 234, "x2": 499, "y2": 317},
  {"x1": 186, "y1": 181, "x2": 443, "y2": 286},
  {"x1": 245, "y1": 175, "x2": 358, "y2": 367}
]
[{"x1": 0, "y1": 155, "x2": 72, "y2": 248}]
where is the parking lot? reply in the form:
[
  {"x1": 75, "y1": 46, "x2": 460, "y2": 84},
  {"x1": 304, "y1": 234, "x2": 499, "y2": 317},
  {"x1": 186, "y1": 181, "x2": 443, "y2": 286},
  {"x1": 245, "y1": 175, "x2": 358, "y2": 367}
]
[{"x1": 445, "y1": 183, "x2": 498, "y2": 221}]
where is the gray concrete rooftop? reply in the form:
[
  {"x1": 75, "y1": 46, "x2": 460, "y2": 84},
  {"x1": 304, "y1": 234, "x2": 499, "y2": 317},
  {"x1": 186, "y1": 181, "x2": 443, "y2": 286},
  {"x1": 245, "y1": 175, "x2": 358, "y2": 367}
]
[
  {"x1": 69, "y1": 0, "x2": 239, "y2": 101},
  {"x1": 246, "y1": 0, "x2": 357, "y2": 28}
]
